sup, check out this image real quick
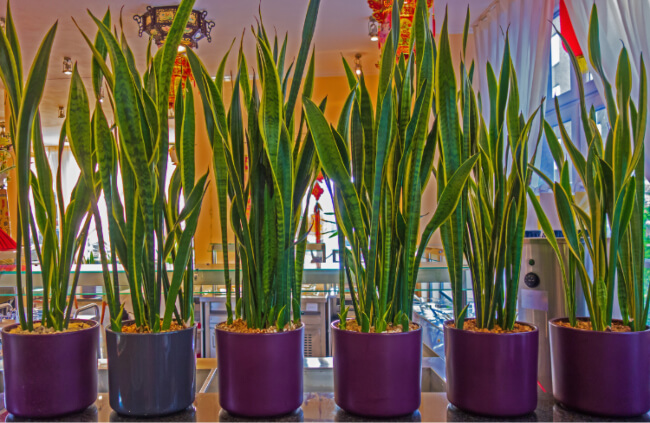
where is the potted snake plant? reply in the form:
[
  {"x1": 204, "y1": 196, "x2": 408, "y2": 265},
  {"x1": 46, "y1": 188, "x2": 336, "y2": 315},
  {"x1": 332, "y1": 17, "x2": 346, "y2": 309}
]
[
  {"x1": 438, "y1": 7, "x2": 543, "y2": 417},
  {"x1": 188, "y1": 0, "x2": 321, "y2": 417},
  {"x1": 0, "y1": 3, "x2": 102, "y2": 418},
  {"x1": 530, "y1": 5, "x2": 650, "y2": 417},
  {"x1": 72, "y1": 0, "x2": 208, "y2": 416},
  {"x1": 305, "y1": 2, "x2": 476, "y2": 417}
]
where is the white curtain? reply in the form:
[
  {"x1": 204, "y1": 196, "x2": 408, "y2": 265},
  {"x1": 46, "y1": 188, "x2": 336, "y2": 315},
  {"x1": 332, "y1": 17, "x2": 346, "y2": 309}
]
[
  {"x1": 44, "y1": 146, "x2": 80, "y2": 205},
  {"x1": 473, "y1": 0, "x2": 554, "y2": 229},
  {"x1": 44, "y1": 145, "x2": 106, "y2": 258},
  {"x1": 564, "y1": 0, "x2": 650, "y2": 180},
  {"x1": 473, "y1": 0, "x2": 554, "y2": 119}
]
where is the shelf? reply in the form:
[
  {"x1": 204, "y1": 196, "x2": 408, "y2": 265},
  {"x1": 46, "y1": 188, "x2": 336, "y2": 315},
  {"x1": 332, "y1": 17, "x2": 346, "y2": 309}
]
[{"x1": 0, "y1": 263, "x2": 469, "y2": 287}]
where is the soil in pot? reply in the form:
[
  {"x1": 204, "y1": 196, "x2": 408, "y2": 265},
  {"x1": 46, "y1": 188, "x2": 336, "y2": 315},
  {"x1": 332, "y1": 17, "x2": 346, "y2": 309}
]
[
  {"x1": 118, "y1": 319, "x2": 187, "y2": 333},
  {"x1": 217, "y1": 318, "x2": 302, "y2": 333},
  {"x1": 7, "y1": 321, "x2": 92, "y2": 334},
  {"x1": 449, "y1": 320, "x2": 534, "y2": 334},
  {"x1": 337, "y1": 319, "x2": 419, "y2": 333},
  {"x1": 555, "y1": 319, "x2": 631, "y2": 332}
]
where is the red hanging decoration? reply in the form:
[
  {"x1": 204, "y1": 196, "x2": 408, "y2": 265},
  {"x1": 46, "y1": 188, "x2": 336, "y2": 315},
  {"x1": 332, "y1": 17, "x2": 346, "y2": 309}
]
[
  {"x1": 169, "y1": 54, "x2": 194, "y2": 109},
  {"x1": 310, "y1": 180, "x2": 325, "y2": 243},
  {"x1": 431, "y1": 2, "x2": 435, "y2": 35},
  {"x1": 311, "y1": 183, "x2": 324, "y2": 201},
  {"x1": 559, "y1": 0, "x2": 588, "y2": 74},
  {"x1": 367, "y1": 0, "x2": 434, "y2": 59},
  {"x1": 313, "y1": 202, "x2": 322, "y2": 244}
]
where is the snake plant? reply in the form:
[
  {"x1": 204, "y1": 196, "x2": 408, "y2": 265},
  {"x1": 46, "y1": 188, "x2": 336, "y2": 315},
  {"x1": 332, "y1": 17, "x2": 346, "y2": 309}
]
[
  {"x1": 189, "y1": 0, "x2": 322, "y2": 330},
  {"x1": 531, "y1": 5, "x2": 648, "y2": 332},
  {"x1": 0, "y1": 2, "x2": 105, "y2": 332},
  {"x1": 304, "y1": 1, "x2": 477, "y2": 333},
  {"x1": 437, "y1": 8, "x2": 543, "y2": 331},
  {"x1": 70, "y1": 0, "x2": 208, "y2": 332}
]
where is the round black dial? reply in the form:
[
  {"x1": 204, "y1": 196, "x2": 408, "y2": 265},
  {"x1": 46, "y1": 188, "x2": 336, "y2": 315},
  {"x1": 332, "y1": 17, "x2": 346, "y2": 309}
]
[{"x1": 524, "y1": 272, "x2": 540, "y2": 288}]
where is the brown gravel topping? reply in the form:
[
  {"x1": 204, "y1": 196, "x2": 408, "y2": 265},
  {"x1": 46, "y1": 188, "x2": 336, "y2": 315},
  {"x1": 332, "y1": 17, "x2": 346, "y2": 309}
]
[
  {"x1": 556, "y1": 319, "x2": 631, "y2": 332},
  {"x1": 121, "y1": 320, "x2": 187, "y2": 333},
  {"x1": 8, "y1": 321, "x2": 92, "y2": 334},
  {"x1": 218, "y1": 318, "x2": 301, "y2": 333},
  {"x1": 337, "y1": 318, "x2": 419, "y2": 333},
  {"x1": 449, "y1": 319, "x2": 535, "y2": 333}
]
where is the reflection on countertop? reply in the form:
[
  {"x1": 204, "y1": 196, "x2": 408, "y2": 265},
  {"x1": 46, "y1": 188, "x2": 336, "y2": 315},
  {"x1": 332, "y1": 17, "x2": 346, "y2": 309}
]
[{"x1": 2, "y1": 391, "x2": 650, "y2": 422}]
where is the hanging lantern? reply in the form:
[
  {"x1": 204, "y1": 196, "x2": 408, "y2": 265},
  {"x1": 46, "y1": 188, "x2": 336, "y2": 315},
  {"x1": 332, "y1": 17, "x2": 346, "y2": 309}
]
[
  {"x1": 134, "y1": 6, "x2": 215, "y2": 109},
  {"x1": 367, "y1": 0, "x2": 433, "y2": 59},
  {"x1": 133, "y1": 6, "x2": 214, "y2": 49},
  {"x1": 559, "y1": 0, "x2": 588, "y2": 74}
]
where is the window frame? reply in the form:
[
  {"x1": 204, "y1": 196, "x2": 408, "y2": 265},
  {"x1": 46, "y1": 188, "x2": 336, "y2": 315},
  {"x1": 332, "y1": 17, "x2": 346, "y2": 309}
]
[{"x1": 542, "y1": 4, "x2": 606, "y2": 192}]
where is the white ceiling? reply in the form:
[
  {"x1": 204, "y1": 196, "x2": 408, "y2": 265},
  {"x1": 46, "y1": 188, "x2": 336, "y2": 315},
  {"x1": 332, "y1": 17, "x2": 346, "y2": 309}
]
[{"x1": 0, "y1": 0, "x2": 492, "y2": 140}]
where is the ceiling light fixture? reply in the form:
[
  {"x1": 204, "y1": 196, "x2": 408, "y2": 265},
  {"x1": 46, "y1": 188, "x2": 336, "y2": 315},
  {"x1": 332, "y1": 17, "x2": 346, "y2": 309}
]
[
  {"x1": 99, "y1": 87, "x2": 105, "y2": 103},
  {"x1": 58, "y1": 106, "x2": 65, "y2": 119},
  {"x1": 134, "y1": 6, "x2": 215, "y2": 50},
  {"x1": 368, "y1": 17, "x2": 379, "y2": 42},
  {"x1": 62, "y1": 57, "x2": 73, "y2": 75},
  {"x1": 134, "y1": 6, "x2": 215, "y2": 111},
  {"x1": 354, "y1": 54, "x2": 363, "y2": 76}
]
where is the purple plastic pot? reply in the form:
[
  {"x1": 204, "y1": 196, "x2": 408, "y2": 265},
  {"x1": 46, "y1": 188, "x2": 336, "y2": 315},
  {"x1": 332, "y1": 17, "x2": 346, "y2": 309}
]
[
  {"x1": 1, "y1": 319, "x2": 99, "y2": 418},
  {"x1": 444, "y1": 319, "x2": 538, "y2": 417},
  {"x1": 216, "y1": 323, "x2": 304, "y2": 417},
  {"x1": 105, "y1": 321, "x2": 197, "y2": 416},
  {"x1": 549, "y1": 317, "x2": 650, "y2": 417},
  {"x1": 332, "y1": 320, "x2": 422, "y2": 418}
]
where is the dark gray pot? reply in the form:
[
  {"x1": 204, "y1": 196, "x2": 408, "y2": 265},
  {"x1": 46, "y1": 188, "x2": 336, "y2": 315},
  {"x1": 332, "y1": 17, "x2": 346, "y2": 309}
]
[{"x1": 105, "y1": 321, "x2": 196, "y2": 417}]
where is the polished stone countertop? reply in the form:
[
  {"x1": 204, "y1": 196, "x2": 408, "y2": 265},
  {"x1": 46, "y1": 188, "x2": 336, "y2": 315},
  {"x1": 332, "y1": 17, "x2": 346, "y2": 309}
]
[{"x1": 1, "y1": 391, "x2": 650, "y2": 422}]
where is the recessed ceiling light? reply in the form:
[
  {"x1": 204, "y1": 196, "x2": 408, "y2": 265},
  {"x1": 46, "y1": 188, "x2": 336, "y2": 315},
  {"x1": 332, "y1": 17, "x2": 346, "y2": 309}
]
[
  {"x1": 62, "y1": 57, "x2": 72, "y2": 75},
  {"x1": 355, "y1": 53, "x2": 362, "y2": 76},
  {"x1": 368, "y1": 17, "x2": 379, "y2": 42}
]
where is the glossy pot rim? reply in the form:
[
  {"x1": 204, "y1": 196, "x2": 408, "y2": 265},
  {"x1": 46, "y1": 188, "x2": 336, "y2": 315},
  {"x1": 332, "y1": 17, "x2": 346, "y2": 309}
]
[
  {"x1": 215, "y1": 321, "x2": 304, "y2": 337},
  {"x1": 549, "y1": 317, "x2": 650, "y2": 335},
  {"x1": 1, "y1": 318, "x2": 99, "y2": 337},
  {"x1": 105, "y1": 319, "x2": 196, "y2": 336},
  {"x1": 330, "y1": 319, "x2": 422, "y2": 336},
  {"x1": 443, "y1": 318, "x2": 539, "y2": 335}
]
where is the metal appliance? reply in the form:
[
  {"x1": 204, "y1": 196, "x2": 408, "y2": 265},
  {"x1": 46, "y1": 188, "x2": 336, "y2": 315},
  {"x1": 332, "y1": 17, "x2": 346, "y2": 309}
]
[
  {"x1": 198, "y1": 293, "x2": 329, "y2": 358},
  {"x1": 301, "y1": 293, "x2": 330, "y2": 357},
  {"x1": 518, "y1": 232, "x2": 587, "y2": 395}
]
